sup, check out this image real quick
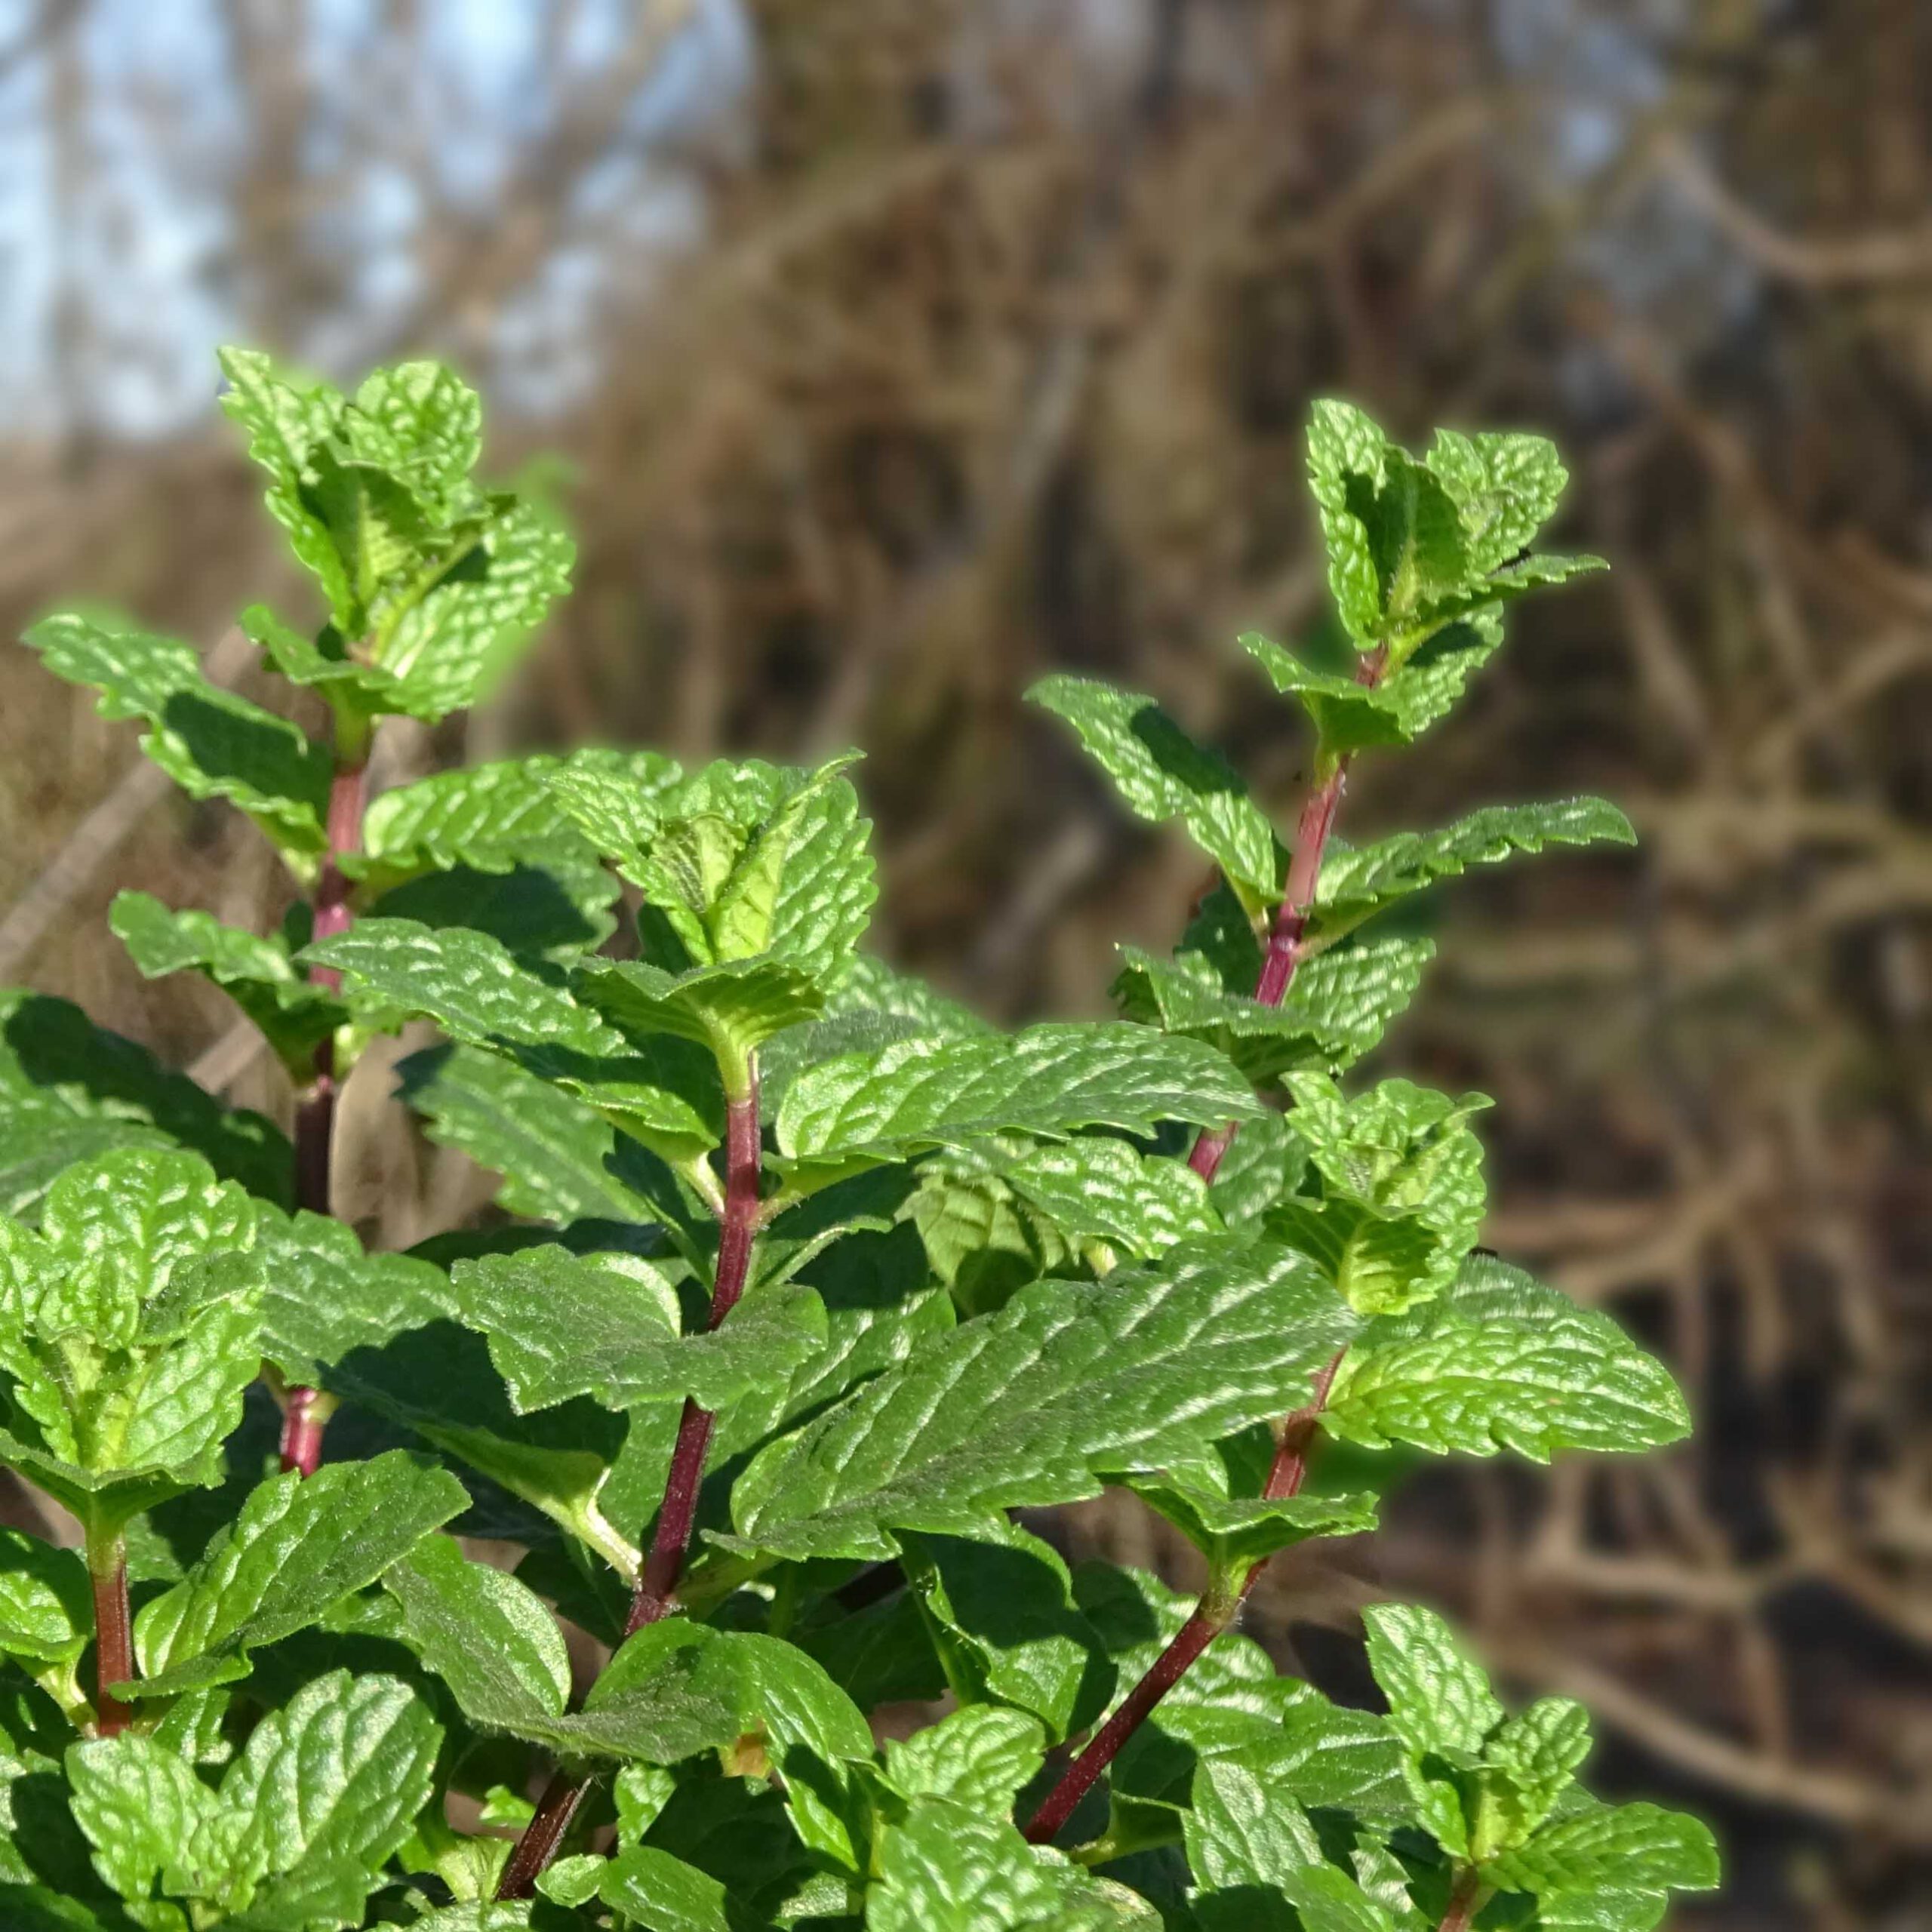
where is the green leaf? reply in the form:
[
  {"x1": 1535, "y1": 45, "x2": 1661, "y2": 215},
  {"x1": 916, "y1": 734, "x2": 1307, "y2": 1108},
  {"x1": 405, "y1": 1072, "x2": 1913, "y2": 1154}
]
[
  {"x1": 448, "y1": 1245, "x2": 826, "y2": 1414},
  {"x1": 1241, "y1": 1680, "x2": 1415, "y2": 1822},
  {"x1": 592, "y1": 1622, "x2": 875, "y2": 1866},
  {"x1": 1480, "y1": 1698, "x2": 1592, "y2": 1852},
  {"x1": 726, "y1": 1235, "x2": 1354, "y2": 1561},
  {"x1": 998, "y1": 1139, "x2": 1219, "y2": 1260},
  {"x1": 1184, "y1": 1756, "x2": 1325, "y2": 1930},
  {"x1": 0, "y1": 989, "x2": 291, "y2": 1216},
  {"x1": 883, "y1": 1706, "x2": 1048, "y2": 1813},
  {"x1": 21, "y1": 612, "x2": 330, "y2": 863},
  {"x1": 395, "y1": 1042, "x2": 694, "y2": 1233},
  {"x1": 1361, "y1": 1604, "x2": 1503, "y2": 1760},
  {"x1": 1121, "y1": 1475, "x2": 1377, "y2": 1572},
  {"x1": 1425, "y1": 428, "x2": 1569, "y2": 574},
  {"x1": 1306, "y1": 400, "x2": 1395, "y2": 644},
  {"x1": 0, "y1": 1530, "x2": 91, "y2": 1667},
  {"x1": 303, "y1": 918, "x2": 720, "y2": 1159},
  {"x1": 0, "y1": 1148, "x2": 265, "y2": 1534},
  {"x1": 775, "y1": 1023, "x2": 1265, "y2": 1179},
  {"x1": 575, "y1": 957, "x2": 826, "y2": 1081},
  {"x1": 1029, "y1": 676, "x2": 1279, "y2": 905},
  {"x1": 1486, "y1": 1798, "x2": 1720, "y2": 1902},
  {"x1": 872, "y1": 1798, "x2": 1155, "y2": 1930},
  {"x1": 1311, "y1": 799, "x2": 1635, "y2": 951},
  {"x1": 897, "y1": 1521, "x2": 1109, "y2": 1742},
  {"x1": 128, "y1": 1451, "x2": 468, "y2": 1697},
  {"x1": 600, "y1": 1847, "x2": 751, "y2": 1932},
  {"x1": 385, "y1": 1536, "x2": 736, "y2": 1766},
  {"x1": 1269, "y1": 1075, "x2": 1489, "y2": 1314},
  {"x1": 1238, "y1": 618, "x2": 1505, "y2": 754},
  {"x1": 1114, "y1": 934, "x2": 1432, "y2": 1085},
  {"x1": 217, "y1": 1669, "x2": 441, "y2": 1929},
  {"x1": 1276, "y1": 1866, "x2": 1404, "y2": 1932},
  {"x1": 1322, "y1": 1254, "x2": 1691, "y2": 1461},
  {"x1": 66, "y1": 1731, "x2": 226, "y2": 1913},
  {"x1": 250, "y1": 1204, "x2": 448, "y2": 1390},
  {"x1": 109, "y1": 894, "x2": 344, "y2": 1078}
]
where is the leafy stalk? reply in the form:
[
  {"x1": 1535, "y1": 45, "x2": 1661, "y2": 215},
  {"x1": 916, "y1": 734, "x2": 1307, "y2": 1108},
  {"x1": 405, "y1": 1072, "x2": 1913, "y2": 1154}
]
[
  {"x1": 280, "y1": 717, "x2": 368, "y2": 1475},
  {"x1": 1438, "y1": 1869, "x2": 1487, "y2": 1931},
  {"x1": 86, "y1": 1527, "x2": 134, "y2": 1739},
  {"x1": 1188, "y1": 645, "x2": 1386, "y2": 1183}
]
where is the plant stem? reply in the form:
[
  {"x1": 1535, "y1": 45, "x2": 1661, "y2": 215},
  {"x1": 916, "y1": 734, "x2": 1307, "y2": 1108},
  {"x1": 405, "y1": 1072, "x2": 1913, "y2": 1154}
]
[
  {"x1": 1187, "y1": 645, "x2": 1387, "y2": 1186},
  {"x1": 494, "y1": 1766, "x2": 594, "y2": 1901},
  {"x1": 281, "y1": 743, "x2": 367, "y2": 1476},
  {"x1": 498, "y1": 1075, "x2": 766, "y2": 1898},
  {"x1": 1436, "y1": 1869, "x2": 1485, "y2": 1932},
  {"x1": 1260, "y1": 1349, "x2": 1346, "y2": 1503},
  {"x1": 626, "y1": 1077, "x2": 762, "y2": 1634},
  {"x1": 86, "y1": 1531, "x2": 133, "y2": 1738}
]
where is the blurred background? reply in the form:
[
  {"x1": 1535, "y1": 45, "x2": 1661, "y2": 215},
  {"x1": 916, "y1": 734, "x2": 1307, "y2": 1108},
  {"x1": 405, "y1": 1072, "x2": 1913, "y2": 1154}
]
[{"x1": 1, "y1": 2, "x2": 1929, "y2": 1924}]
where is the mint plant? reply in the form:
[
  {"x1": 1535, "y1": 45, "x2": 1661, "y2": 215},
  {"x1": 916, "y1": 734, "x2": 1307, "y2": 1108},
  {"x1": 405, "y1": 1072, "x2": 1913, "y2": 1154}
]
[{"x1": 0, "y1": 360, "x2": 1718, "y2": 1930}]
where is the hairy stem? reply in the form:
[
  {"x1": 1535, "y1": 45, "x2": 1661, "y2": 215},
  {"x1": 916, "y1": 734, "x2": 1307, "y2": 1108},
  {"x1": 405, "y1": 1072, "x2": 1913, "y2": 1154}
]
[
  {"x1": 281, "y1": 746, "x2": 367, "y2": 1476},
  {"x1": 1187, "y1": 646, "x2": 1387, "y2": 1185},
  {"x1": 1260, "y1": 1349, "x2": 1347, "y2": 1503},
  {"x1": 495, "y1": 1767, "x2": 595, "y2": 1901},
  {"x1": 626, "y1": 1076, "x2": 762, "y2": 1634},
  {"x1": 87, "y1": 1531, "x2": 133, "y2": 1739}
]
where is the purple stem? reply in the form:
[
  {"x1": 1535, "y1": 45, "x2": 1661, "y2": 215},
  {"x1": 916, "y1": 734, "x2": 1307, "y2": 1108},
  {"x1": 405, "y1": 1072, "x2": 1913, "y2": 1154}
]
[
  {"x1": 494, "y1": 1767, "x2": 593, "y2": 1902},
  {"x1": 281, "y1": 752, "x2": 365, "y2": 1477},
  {"x1": 88, "y1": 1535, "x2": 133, "y2": 1738}
]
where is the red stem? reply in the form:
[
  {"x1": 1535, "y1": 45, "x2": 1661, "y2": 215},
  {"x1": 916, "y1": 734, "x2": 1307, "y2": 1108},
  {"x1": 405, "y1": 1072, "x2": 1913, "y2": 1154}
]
[
  {"x1": 280, "y1": 754, "x2": 365, "y2": 1477},
  {"x1": 89, "y1": 1537, "x2": 133, "y2": 1738},
  {"x1": 1188, "y1": 648, "x2": 1386, "y2": 1185},
  {"x1": 1437, "y1": 1869, "x2": 1484, "y2": 1932},
  {"x1": 1023, "y1": 1600, "x2": 1224, "y2": 1844},
  {"x1": 494, "y1": 1767, "x2": 593, "y2": 1901},
  {"x1": 626, "y1": 1079, "x2": 762, "y2": 1633}
]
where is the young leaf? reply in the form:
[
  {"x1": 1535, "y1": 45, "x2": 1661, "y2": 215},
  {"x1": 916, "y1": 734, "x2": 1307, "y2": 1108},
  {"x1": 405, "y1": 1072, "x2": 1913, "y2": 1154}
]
[
  {"x1": 574, "y1": 956, "x2": 826, "y2": 1078},
  {"x1": 1029, "y1": 675, "x2": 1280, "y2": 907},
  {"x1": 0, "y1": 1148, "x2": 265, "y2": 1534},
  {"x1": 1484, "y1": 1797, "x2": 1720, "y2": 1903},
  {"x1": 1322, "y1": 1254, "x2": 1691, "y2": 1461},
  {"x1": 66, "y1": 1730, "x2": 226, "y2": 1913},
  {"x1": 447, "y1": 1245, "x2": 826, "y2": 1414},
  {"x1": 0, "y1": 989, "x2": 291, "y2": 1216},
  {"x1": 109, "y1": 892, "x2": 345, "y2": 1078},
  {"x1": 0, "y1": 1531, "x2": 91, "y2": 1671},
  {"x1": 386, "y1": 1536, "x2": 737, "y2": 1765},
  {"x1": 775, "y1": 1023, "x2": 1266, "y2": 1180},
  {"x1": 997, "y1": 1139, "x2": 1220, "y2": 1260},
  {"x1": 1184, "y1": 1755, "x2": 1326, "y2": 1930},
  {"x1": 128, "y1": 1451, "x2": 469, "y2": 1697},
  {"x1": 20, "y1": 612, "x2": 331, "y2": 864},
  {"x1": 1425, "y1": 427, "x2": 1569, "y2": 574},
  {"x1": 1361, "y1": 1603, "x2": 1503, "y2": 1760},
  {"x1": 1269, "y1": 1075, "x2": 1489, "y2": 1313},
  {"x1": 883, "y1": 1706, "x2": 1048, "y2": 1812},
  {"x1": 1310, "y1": 798, "x2": 1635, "y2": 952},
  {"x1": 1481, "y1": 1697, "x2": 1592, "y2": 1850},
  {"x1": 725, "y1": 1235, "x2": 1354, "y2": 1561}
]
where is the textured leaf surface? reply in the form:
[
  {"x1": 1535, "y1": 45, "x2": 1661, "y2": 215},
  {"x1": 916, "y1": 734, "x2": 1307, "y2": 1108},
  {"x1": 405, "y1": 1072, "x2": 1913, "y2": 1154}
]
[
  {"x1": 22, "y1": 612, "x2": 329, "y2": 858},
  {"x1": 575, "y1": 956, "x2": 825, "y2": 1070},
  {"x1": 1362, "y1": 1604, "x2": 1503, "y2": 1759},
  {"x1": 130, "y1": 1452, "x2": 467, "y2": 1696},
  {"x1": 448, "y1": 1245, "x2": 825, "y2": 1414},
  {"x1": 386, "y1": 1537, "x2": 736, "y2": 1764},
  {"x1": 218, "y1": 1669, "x2": 441, "y2": 1927},
  {"x1": 728, "y1": 1236, "x2": 1353, "y2": 1560},
  {"x1": 1323, "y1": 1254, "x2": 1691, "y2": 1460},
  {"x1": 1029, "y1": 676, "x2": 1278, "y2": 900},
  {"x1": 1122, "y1": 1475, "x2": 1377, "y2": 1571},
  {"x1": 1184, "y1": 1756, "x2": 1324, "y2": 1930},
  {"x1": 601, "y1": 1847, "x2": 746, "y2": 1932},
  {"x1": 306, "y1": 918, "x2": 719, "y2": 1156},
  {"x1": 0, "y1": 1530, "x2": 91, "y2": 1666},
  {"x1": 999, "y1": 1138, "x2": 1219, "y2": 1260},
  {"x1": 870, "y1": 1798, "x2": 1153, "y2": 1931},
  {"x1": 776, "y1": 1023, "x2": 1263, "y2": 1171},
  {"x1": 1487, "y1": 1799, "x2": 1720, "y2": 1900},
  {"x1": 1312, "y1": 799, "x2": 1635, "y2": 949},
  {"x1": 66, "y1": 1731, "x2": 224, "y2": 1911},
  {"x1": 110, "y1": 893, "x2": 343, "y2": 1076},
  {"x1": 0, "y1": 990, "x2": 290, "y2": 1214},
  {"x1": 883, "y1": 1706, "x2": 1048, "y2": 1812}
]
